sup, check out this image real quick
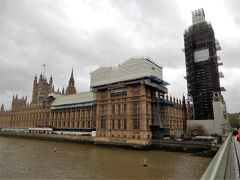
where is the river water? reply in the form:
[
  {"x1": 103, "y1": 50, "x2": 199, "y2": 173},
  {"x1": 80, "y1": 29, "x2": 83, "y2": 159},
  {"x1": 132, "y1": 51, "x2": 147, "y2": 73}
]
[{"x1": 0, "y1": 136, "x2": 211, "y2": 179}]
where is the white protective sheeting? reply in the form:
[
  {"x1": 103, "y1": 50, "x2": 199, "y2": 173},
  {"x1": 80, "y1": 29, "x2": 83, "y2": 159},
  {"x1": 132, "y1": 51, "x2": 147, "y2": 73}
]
[
  {"x1": 48, "y1": 93, "x2": 63, "y2": 98},
  {"x1": 192, "y1": 8, "x2": 205, "y2": 25},
  {"x1": 192, "y1": 14, "x2": 205, "y2": 25},
  {"x1": 90, "y1": 57, "x2": 163, "y2": 87},
  {"x1": 51, "y1": 91, "x2": 96, "y2": 107},
  {"x1": 194, "y1": 49, "x2": 209, "y2": 62},
  {"x1": 215, "y1": 39, "x2": 221, "y2": 51}
]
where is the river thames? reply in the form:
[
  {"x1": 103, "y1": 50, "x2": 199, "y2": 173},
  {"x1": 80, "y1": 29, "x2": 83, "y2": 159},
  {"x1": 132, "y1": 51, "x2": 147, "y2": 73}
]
[{"x1": 0, "y1": 136, "x2": 211, "y2": 179}]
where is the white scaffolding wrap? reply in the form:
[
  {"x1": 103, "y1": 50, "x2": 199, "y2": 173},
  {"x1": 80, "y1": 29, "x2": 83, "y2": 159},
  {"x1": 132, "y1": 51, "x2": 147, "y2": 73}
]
[
  {"x1": 51, "y1": 91, "x2": 96, "y2": 108},
  {"x1": 90, "y1": 57, "x2": 163, "y2": 87},
  {"x1": 194, "y1": 49, "x2": 209, "y2": 62}
]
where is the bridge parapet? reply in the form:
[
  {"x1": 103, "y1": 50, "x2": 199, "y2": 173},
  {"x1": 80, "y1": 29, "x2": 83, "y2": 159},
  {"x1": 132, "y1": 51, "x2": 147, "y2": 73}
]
[{"x1": 201, "y1": 134, "x2": 239, "y2": 179}]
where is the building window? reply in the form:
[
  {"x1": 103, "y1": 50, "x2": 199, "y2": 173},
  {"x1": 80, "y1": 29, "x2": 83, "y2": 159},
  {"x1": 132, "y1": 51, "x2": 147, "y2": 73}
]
[
  {"x1": 68, "y1": 111, "x2": 71, "y2": 119},
  {"x1": 132, "y1": 102, "x2": 139, "y2": 114},
  {"x1": 101, "y1": 119, "x2": 106, "y2": 129},
  {"x1": 132, "y1": 86, "x2": 139, "y2": 95},
  {"x1": 82, "y1": 110, "x2": 85, "y2": 118},
  {"x1": 100, "y1": 104, "x2": 107, "y2": 115},
  {"x1": 118, "y1": 104, "x2": 121, "y2": 114},
  {"x1": 124, "y1": 119, "x2": 127, "y2": 129},
  {"x1": 123, "y1": 104, "x2": 127, "y2": 114},
  {"x1": 73, "y1": 111, "x2": 75, "y2": 119},
  {"x1": 118, "y1": 119, "x2": 121, "y2": 129},
  {"x1": 132, "y1": 118, "x2": 140, "y2": 129},
  {"x1": 146, "y1": 103, "x2": 149, "y2": 114},
  {"x1": 112, "y1": 119, "x2": 115, "y2": 129},
  {"x1": 112, "y1": 104, "x2": 115, "y2": 114}
]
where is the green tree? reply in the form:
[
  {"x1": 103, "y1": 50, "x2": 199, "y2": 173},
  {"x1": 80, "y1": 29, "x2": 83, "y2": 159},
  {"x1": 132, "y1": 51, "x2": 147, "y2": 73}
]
[
  {"x1": 187, "y1": 125, "x2": 206, "y2": 136},
  {"x1": 229, "y1": 113, "x2": 240, "y2": 128}
]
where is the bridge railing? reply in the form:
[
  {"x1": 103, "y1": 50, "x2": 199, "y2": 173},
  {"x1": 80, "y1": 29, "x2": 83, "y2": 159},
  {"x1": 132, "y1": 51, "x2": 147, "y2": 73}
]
[{"x1": 201, "y1": 134, "x2": 238, "y2": 180}]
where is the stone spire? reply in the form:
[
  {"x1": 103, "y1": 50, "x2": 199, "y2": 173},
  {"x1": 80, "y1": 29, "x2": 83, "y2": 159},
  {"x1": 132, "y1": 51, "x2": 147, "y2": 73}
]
[
  {"x1": 34, "y1": 75, "x2": 37, "y2": 84},
  {"x1": 32, "y1": 72, "x2": 53, "y2": 104},
  {"x1": 182, "y1": 94, "x2": 186, "y2": 107},
  {"x1": 65, "y1": 69, "x2": 77, "y2": 95},
  {"x1": 40, "y1": 72, "x2": 43, "y2": 81},
  {"x1": 49, "y1": 75, "x2": 53, "y2": 85},
  {"x1": 1, "y1": 104, "x2": 4, "y2": 111}
]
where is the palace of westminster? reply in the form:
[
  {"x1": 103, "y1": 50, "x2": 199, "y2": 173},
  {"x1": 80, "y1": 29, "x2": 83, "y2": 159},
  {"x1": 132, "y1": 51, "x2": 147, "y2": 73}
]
[
  {"x1": 1, "y1": 8, "x2": 227, "y2": 140},
  {"x1": 0, "y1": 57, "x2": 187, "y2": 140}
]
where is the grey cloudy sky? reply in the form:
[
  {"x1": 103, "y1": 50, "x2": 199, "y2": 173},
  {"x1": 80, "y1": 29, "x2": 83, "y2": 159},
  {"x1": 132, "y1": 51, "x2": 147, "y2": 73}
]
[{"x1": 0, "y1": 0, "x2": 239, "y2": 113}]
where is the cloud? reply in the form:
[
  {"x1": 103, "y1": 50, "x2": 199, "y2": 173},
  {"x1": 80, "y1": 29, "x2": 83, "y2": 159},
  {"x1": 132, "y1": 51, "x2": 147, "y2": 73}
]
[
  {"x1": 0, "y1": 0, "x2": 239, "y2": 113},
  {"x1": 224, "y1": 0, "x2": 240, "y2": 26},
  {"x1": 220, "y1": 67, "x2": 240, "y2": 113}
]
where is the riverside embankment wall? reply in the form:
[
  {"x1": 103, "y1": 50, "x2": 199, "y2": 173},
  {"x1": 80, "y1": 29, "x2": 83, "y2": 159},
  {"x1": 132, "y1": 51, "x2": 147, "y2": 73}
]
[{"x1": 0, "y1": 132, "x2": 211, "y2": 152}]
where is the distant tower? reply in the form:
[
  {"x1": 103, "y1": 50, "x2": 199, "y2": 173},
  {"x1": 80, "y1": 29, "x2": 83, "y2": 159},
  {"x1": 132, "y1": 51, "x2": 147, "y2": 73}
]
[
  {"x1": 31, "y1": 73, "x2": 54, "y2": 104},
  {"x1": 65, "y1": 69, "x2": 77, "y2": 95},
  {"x1": 1, "y1": 104, "x2": 4, "y2": 112},
  {"x1": 11, "y1": 95, "x2": 27, "y2": 111},
  {"x1": 52, "y1": 85, "x2": 55, "y2": 92},
  {"x1": 184, "y1": 9, "x2": 223, "y2": 120},
  {"x1": 32, "y1": 75, "x2": 38, "y2": 104},
  {"x1": 182, "y1": 94, "x2": 187, "y2": 114},
  {"x1": 49, "y1": 75, "x2": 53, "y2": 87}
]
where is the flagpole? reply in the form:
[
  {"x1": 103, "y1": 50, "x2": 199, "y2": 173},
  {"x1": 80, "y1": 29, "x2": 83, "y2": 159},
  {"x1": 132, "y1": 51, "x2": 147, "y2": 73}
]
[{"x1": 43, "y1": 64, "x2": 46, "y2": 78}]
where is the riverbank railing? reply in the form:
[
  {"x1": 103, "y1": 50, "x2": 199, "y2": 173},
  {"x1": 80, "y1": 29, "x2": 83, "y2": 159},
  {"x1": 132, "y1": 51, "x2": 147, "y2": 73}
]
[{"x1": 201, "y1": 134, "x2": 239, "y2": 180}]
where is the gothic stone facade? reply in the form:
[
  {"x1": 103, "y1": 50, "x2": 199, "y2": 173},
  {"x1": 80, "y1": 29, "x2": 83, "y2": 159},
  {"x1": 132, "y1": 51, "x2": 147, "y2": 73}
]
[
  {"x1": 94, "y1": 81, "x2": 186, "y2": 140},
  {"x1": 0, "y1": 58, "x2": 187, "y2": 140},
  {"x1": 91, "y1": 58, "x2": 187, "y2": 140}
]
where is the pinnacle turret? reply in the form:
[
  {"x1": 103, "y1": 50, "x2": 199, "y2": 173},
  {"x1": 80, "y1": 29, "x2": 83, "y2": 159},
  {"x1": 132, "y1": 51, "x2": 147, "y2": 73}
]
[
  {"x1": 1, "y1": 104, "x2": 4, "y2": 111},
  {"x1": 65, "y1": 69, "x2": 77, "y2": 95},
  {"x1": 49, "y1": 75, "x2": 53, "y2": 84},
  {"x1": 32, "y1": 72, "x2": 54, "y2": 104},
  {"x1": 34, "y1": 75, "x2": 37, "y2": 84},
  {"x1": 40, "y1": 73, "x2": 43, "y2": 80}
]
